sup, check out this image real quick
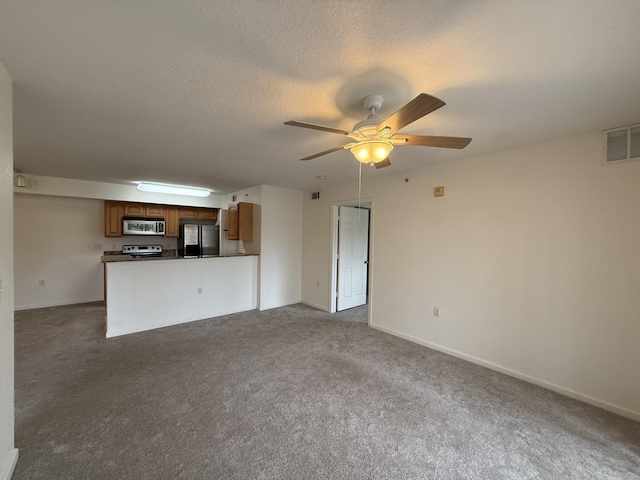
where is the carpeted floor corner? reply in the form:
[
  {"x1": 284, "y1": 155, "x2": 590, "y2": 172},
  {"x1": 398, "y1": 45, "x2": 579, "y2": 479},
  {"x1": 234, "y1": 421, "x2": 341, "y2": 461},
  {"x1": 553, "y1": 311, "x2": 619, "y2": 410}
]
[{"x1": 13, "y1": 302, "x2": 640, "y2": 479}]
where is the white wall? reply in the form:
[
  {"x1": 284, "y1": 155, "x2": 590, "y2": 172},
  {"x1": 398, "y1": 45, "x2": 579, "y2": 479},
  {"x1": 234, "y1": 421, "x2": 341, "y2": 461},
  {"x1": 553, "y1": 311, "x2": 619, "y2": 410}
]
[
  {"x1": 259, "y1": 185, "x2": 302, "y2": 310},
  {"x1": 0, "y1": 61, "x2": 18, "y2": 480},
  {"x1": 302, "y1": 132, "x2": 640, "y2": 420},
  {"x1": 106, "y1": 256, "x2": 258, "y2": 337},
  {"x1": 14, "y1": 195, "x2": 106, "y2": 309},
  {"x1": 222, "y1": 185, "x2": 302, "y2": 310}
]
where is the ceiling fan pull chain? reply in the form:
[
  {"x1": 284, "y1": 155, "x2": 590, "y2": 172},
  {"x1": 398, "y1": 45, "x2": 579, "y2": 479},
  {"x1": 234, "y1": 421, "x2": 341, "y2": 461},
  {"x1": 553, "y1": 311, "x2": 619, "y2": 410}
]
[{"x1": 358, "y1": 161, "x2": 362, "y2": 218}]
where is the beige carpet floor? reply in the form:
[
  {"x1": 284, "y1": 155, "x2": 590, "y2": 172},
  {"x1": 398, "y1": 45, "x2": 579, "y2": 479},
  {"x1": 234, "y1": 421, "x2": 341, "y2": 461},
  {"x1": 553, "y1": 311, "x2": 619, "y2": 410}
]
[{"x1": 12, "y1": 302, "x2": 640, "y2": 479}]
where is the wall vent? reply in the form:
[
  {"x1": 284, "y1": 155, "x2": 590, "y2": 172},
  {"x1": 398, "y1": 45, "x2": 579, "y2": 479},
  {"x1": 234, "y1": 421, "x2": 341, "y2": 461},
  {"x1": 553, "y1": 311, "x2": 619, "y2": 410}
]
[
  {"x1": 311, "y1": 191, "x2": 320, "y2": 200},
  {"x1": 603, "y1": 123, "x2": 640, "y2": 165},
  {"x1": 231, "y1": 194, "x2": 237, "y2": 202}
]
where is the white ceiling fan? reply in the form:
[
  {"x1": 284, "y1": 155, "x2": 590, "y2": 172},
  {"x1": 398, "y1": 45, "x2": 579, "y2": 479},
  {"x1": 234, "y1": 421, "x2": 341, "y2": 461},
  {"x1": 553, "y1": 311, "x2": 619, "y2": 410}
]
[{"x1": 285, "y1": 93, "x2": 472, "y2": 169}]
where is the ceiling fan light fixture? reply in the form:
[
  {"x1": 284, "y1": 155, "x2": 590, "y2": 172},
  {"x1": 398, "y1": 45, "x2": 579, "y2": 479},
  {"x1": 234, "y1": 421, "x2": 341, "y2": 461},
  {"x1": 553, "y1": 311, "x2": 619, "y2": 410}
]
[
  {"x1": 350, "y1": 141, "x2": 393, "y2": 163},
  {"x1": 136, "y1": 182, "x2": 211, "y2": 197}
]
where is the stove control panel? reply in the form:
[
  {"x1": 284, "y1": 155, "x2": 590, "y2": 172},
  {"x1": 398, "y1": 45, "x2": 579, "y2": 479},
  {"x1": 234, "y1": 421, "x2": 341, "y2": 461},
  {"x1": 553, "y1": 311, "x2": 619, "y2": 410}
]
[{"x1": 122, "y1": 245, "x2": 163, "y2": 255}]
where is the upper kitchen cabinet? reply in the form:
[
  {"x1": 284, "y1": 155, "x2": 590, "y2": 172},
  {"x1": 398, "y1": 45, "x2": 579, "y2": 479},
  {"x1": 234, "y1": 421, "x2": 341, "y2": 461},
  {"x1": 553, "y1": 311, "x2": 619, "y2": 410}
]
[
  {"x1": 197, "y1": 208, "x2": 217, "y2": 221},
  {"x1": 104, "y1": 201, "x2": 218, "y2": 238},
  {"x1": 123, "y1": 202, "x2": 145, "y2": 216},
  {"x1": 104, "y1": 201, "x2": 124, "y2": 237},
  {"x1": 124, "y1": 202, "x2": 164, "y2": 217},
  {"x1": 179, "y1": 207, "x2": 198, "y2": 219},
  {"x1": 164, "y1": 206, "x2": 179, "y2": 237},
  {"x1": 179, "y1": 207, "x2": 217, "y2": 221},
  {"x1": 227, "y1": 202, "x2": 253, "y2": 241},
  {"x1": 145, "y1": 204, "x2": 164, "y2": 217}
]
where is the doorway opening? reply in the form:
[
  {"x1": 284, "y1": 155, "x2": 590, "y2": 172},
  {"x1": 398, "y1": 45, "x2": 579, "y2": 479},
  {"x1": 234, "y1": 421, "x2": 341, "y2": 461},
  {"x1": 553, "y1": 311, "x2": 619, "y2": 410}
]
[{"x1": 330, "y1": 199, "x2": 373, "y2": 324}]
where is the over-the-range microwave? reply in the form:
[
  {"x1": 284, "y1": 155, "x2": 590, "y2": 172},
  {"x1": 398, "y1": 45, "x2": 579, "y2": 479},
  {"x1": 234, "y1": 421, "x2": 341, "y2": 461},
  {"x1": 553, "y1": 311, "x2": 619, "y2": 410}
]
[{"x1": 123, "y1": 217, "x2": 165, "y2": 236}]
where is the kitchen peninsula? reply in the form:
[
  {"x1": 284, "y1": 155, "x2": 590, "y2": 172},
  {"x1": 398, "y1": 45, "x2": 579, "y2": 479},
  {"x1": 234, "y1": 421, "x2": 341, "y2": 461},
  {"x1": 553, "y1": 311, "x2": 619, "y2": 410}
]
[{"x1": 103, "y1": 254, "x2": 258, "y2": 338}]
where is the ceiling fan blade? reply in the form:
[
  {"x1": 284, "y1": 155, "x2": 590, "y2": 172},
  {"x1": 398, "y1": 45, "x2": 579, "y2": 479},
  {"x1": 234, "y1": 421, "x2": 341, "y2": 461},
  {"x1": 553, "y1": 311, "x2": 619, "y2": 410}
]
[
  {"x1": 393, "y1": 134, "x2": 472, "y2": 149},
  {"x1": 300, "y1": 145, "x2": 349, "y2": 161},
  {"x1": 284, "y1": 120, "x2": 350, "y2": 136},
  {"x1": 377, "y1": 93, "x2": 445, "y2": 135},
  {"x1": 374, "y1": 157, "x2": 391, "y2": 169}
]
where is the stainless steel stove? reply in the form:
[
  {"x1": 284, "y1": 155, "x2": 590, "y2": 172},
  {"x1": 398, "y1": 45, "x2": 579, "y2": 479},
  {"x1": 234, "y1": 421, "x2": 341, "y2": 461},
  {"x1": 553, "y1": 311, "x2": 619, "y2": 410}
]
[{"x1": 122, "y1": 245, "x2": 163, "y2": 258}]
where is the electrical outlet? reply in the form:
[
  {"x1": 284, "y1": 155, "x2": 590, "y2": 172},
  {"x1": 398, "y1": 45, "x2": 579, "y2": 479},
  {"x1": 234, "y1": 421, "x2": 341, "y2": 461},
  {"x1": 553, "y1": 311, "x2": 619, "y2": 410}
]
[
  {"x1": 316, "y1": 280, "x2": 320, "y2": 287},
  {"x1": 433, "y1": 307, "x2": 440, "y2": 318},
  {"x1": 197, "y1": 287, "x2": 203, "y2": 295},
  {"x1": 39, "y1": 280, "x2": 45, "y2": 287},
  {"x1": 94, "y1": 243, "x2": 103, "y2": 251}
]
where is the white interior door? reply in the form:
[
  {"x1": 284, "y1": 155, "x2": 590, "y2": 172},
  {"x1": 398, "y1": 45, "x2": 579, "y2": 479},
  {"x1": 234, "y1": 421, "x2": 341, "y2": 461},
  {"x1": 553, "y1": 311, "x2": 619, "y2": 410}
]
[{"x1": 337, "y1": 206, "x2": 369, "y2": 311}]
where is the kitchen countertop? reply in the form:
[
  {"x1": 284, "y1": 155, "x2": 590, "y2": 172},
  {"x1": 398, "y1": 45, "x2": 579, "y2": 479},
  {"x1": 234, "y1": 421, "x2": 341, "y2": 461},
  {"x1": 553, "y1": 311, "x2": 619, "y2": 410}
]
[{"x1": 101, "y1": 254, "x2": 257, "y2": 263}]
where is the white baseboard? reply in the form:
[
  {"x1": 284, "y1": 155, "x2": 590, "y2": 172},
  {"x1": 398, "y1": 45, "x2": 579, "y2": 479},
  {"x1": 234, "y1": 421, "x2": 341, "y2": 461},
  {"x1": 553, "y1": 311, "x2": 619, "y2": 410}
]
[
  {"x1": 106, "y1": 305, "x2": 257, "y2": 338},
  {"x1": 0, "y1": 448, "x2": 18, "y2": 480},
  {"x1": 370, "y1": 323, "x2": 640, "y2": 422},
  {"x1": 15, "y1": 297, "x2": 103, "y2": 311},
  {"x1": 259, "y1": 299, "x2": 301, "y2": 311},
  {"x1": 301, "y1": 300, "x2": 330, "y2": 312}
]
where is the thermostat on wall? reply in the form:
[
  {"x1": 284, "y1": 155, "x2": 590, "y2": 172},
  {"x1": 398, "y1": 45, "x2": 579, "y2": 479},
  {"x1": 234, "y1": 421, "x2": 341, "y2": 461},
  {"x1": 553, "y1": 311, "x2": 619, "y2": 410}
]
[{"x1": 434, "y1": 186, "x2": 445, "y2": 197}]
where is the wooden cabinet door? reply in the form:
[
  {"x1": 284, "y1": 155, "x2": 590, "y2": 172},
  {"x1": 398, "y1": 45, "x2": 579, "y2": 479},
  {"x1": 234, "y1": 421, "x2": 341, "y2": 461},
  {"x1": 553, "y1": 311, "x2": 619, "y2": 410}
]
[
  {"x1": 227, "y1": 204, "x2": 238, "y2": 240},
  {"x1": 145, "y1": 204, "x2": 164, "y2": 217},
  {"x1": 238, "y1": 202, "x2": 253, "y2": 241},
  {"x1": 104, "y1": 201, "x2": 124, "y2": 237},
  {"x1": 124, "y1": 202, "x2": 145, "y2": 216},
  {"x1": 164, "y1": 206, "x2": 179, "y2": 237},
  {"x1": 197, "y1": 208, "x2": 218, "y2": 221},
  {"x1": 179, "y1": 207, "x2": 198, "y2": 219}
]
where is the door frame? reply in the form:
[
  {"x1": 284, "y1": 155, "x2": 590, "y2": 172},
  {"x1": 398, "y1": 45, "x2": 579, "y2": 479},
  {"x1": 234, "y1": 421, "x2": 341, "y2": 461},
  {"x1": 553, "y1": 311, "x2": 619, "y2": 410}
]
[{"x1": 330, "y1": 198, "x2": 375, "y2": 322}]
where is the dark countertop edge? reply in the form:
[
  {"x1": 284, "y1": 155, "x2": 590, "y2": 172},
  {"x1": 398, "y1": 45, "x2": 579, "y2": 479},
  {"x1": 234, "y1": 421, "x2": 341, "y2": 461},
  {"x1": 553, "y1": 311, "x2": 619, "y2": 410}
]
[{"x1": 101, "y1": 254, "x2": 258, "y2": 263}]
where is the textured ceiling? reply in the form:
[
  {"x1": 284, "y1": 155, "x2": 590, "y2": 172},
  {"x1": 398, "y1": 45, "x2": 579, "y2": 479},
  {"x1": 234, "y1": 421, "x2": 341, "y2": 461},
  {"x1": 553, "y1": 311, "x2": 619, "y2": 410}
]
[{"x1": 1, "y1": 0, "x2": 640, "y2": 193}]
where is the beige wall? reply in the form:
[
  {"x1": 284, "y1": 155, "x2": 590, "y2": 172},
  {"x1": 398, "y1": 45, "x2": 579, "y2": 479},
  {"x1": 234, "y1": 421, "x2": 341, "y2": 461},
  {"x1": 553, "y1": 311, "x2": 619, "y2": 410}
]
[
  {"x1": 259, "y1": 185, "x2": 302, "y2": 310},
  {"x1": 0, "y1": 61, "x2": 17, "y2": 480},
  {"x1": 302, "y1": 132, "x2": 640, "y2": 420},
  {"x1": 13, "y1": 195, "x2": 106, "y2": 310}
]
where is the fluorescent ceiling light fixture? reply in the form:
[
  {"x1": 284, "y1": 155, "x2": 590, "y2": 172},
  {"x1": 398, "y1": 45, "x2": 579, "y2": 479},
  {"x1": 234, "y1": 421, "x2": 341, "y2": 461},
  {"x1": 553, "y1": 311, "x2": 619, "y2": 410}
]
[{"x1": 137, "y1": 182, "x2": 211, "y2": 197}]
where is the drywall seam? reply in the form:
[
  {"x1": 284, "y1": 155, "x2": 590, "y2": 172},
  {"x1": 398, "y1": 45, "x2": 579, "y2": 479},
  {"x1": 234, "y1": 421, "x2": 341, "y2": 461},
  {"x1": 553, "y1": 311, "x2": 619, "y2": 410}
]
[{"x1": 369, "y1": 323, "x2": 640, "y2": 422}]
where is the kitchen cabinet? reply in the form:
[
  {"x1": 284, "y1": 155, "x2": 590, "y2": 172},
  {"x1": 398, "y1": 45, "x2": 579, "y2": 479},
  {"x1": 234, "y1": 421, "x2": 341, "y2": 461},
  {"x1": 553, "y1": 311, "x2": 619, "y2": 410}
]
[
  {"x1": 125, "y1": 202, "x2": 164, "y2": 217},
  {"x1": 123, "y1": 202, "x2": 145, "y2": 216},
  {"x1": 179, "y1": 207, "x2": 217, "y2": 221},
  {"x1": 164, "y1": 206, "x2": 179, "y2": 237},
  {"x1": 104, "y1": 201, "x2": 218, "y2": 238},
  {"x1": 197, "y1": 208, "x2": 217, "y2": 221},
  {"x1": 179, "y1": 207, "x2": 198, "y2": 219},
  {"x1": 104, "y1": 201, "x2": 124, "y2": 237},
  {"x1": 227, "y1": 202, "x2": 253, "y2": 241},
  {"x1": 146, "y1": 204, "x2": 164, "y2": 217}
]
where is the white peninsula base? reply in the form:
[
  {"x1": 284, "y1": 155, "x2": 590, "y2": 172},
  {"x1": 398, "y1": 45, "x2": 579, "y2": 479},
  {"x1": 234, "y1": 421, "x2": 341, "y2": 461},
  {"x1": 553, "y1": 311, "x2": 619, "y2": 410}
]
[{"x1": 105, "y1": 255, "x2": 258, "y2": 338}]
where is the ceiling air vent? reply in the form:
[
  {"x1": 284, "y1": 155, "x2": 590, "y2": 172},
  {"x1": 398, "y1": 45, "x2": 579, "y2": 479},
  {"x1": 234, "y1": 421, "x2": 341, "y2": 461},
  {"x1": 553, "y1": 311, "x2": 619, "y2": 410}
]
[
  {"x1": 311, "y1": 191, "x2": 320, "y2": 200},
  {"x1": 603, "y1": 123, "x2": 640, "y2": 165}
]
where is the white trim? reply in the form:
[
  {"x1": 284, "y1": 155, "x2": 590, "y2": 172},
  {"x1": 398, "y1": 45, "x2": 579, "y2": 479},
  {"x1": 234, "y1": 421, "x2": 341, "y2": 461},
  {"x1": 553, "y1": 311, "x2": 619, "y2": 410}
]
[
  {"x1": 329, "y1": 198, "x2": 374, "y2": 313},
  {"x1": 258, "y1": 300, "x2": 300, "y2": 311},
  {"x1": 370, "y1": 323, "x2": 640, "y2": 422},
  {"x1": 106, "y1": 306, "x2": 256, "y2": 338},
  {"x1": 14, "y1": 297, "x2": 103, "y2": 311},
  {"x1": 0, "y1": 448, "x2": 18, "y2": 480},
  {"x1": 301, "y1": 300, "x2": 331, "y2": 312}
]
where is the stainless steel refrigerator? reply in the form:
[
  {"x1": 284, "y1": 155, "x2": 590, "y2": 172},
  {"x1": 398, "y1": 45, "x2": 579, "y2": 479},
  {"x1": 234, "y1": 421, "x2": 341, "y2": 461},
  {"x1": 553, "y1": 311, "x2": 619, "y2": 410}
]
[{"x1": 178, "y1": 222, "x2": 219, "y2": 257}]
